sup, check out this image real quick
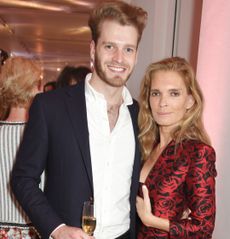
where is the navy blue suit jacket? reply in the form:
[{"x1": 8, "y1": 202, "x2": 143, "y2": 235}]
[{"x1": 11, "y1": 80, "x2": 141, "y2": 239}]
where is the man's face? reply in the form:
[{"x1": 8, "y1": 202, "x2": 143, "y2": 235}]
[{"x1": 91, "y1": 20, "x2": 139, "y2": 88}]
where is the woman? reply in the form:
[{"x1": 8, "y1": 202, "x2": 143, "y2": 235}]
[
  {"x1": 0, "y1": 56, "x2": 43, "y2": 238},
  {"x1": 136, "y1": 57, "x2": 216, "y2": 239}
]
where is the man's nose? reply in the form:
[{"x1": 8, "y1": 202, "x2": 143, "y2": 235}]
[{"x1": 112, "y1": 49, "x2": 123, "y2": 63}]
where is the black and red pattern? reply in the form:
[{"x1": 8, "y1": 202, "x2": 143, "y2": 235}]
[{"x1": 137, "y1": 140, "x2": 217, "y2": 239}]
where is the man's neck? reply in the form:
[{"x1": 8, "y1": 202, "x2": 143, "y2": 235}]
[{"x1": 89, "y1": 75, "x2": 124, "y2": 106}]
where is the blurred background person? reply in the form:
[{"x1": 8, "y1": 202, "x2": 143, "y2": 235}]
[
  {"x1": 43, "y1": 80, "x2": 57, "y2": 92},
  {"x1": 0, "y1": 56, "x2": 43, "y2": 238},
  {"x1": 56, "y1": 65, "x2": 91, "y2": 88},
  {"x1": 0, "y1": 49, "x2": 9, "y2": 66},
  {"x1": 136, "y1": 57, "x2": 216, "y2": 239}
]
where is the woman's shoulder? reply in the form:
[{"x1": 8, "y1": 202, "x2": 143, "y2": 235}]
[
  {"x1": 181, "y1": 139, "x2": 216, "y2": 167},
  {"x1": 182, "y1": 139, "x2": 215, "y2": 153}
]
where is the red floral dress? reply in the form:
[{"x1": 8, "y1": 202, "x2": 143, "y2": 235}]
[{"x1": 137, "y1": 140, "x2": 217, "y2": 239}]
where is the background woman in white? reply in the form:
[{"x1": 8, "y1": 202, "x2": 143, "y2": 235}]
[{"x1": 0, "y1": 57, "x2": 43, "y2": 239}]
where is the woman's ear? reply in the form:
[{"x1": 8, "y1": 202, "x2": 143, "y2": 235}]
[{"x1": 186, "y1": 95, "x2": 195, "y2": 110}]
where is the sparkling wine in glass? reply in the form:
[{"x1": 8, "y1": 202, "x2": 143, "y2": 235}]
[{"x1": 82, "y1": 200, "x2": 96, "y2": 236}]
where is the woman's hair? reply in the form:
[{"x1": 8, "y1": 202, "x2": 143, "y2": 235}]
[
  {"x1": 0, "y1": 56, "x2": 42, "y2": 120},
  {"x1": 88, "y1": 0, "x2": 147, "y2": 45},
  {"x1": 138, "y1": 57, "x2": 211, "y2": 160},
  {"x1": 56, "y1": 66, "x2": 91, "y2": 88}
]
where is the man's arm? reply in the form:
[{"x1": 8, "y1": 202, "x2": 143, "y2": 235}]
[{"x1": 11, "y1": 95, "x2": 63, "y2": 238}]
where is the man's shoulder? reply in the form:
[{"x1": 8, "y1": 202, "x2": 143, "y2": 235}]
[
  {"x1": 30, "y1": 86, "x2": 79, "y2": 116},
  {"x1": 38, "y1": 84, "x2": 83, "y2": 102}
]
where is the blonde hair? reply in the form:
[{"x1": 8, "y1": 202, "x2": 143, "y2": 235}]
[
  {"x1": 138, "y1": 57, "x2": 211, "y2": 161},
  {"x1": 88, "y1": 0, "x2": 147, "y2": 45},
  {"x1": 0, "y1": 56, "x2": 42, "y2": 120}
]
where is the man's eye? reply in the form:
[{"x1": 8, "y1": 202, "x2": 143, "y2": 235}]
[
  {"x1": 125, "y1": 47, "x2": 135, "y2": 54},
  {"x1": 105, "y1": 44, "x2": 113, "y2": 50}
]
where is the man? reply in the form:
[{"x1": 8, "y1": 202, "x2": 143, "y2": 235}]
[
  {"x1": 43, "y1": 81, "x2": 57, "y2": 92},
  {"x1": 11, "y1": 1, "x2": 147, "y2": 239}
]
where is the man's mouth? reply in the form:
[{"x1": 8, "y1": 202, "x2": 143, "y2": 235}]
[{"x1": 107, "y1": 64, "x2": 127, "y2": 73}]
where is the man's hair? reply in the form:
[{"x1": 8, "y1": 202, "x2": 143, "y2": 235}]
[
  {"x1": 0, "y1": 49, "x2": 9, "y2": 65},
  {"x1": 88, "y1": 0, "x2": 147, "y2": 45},
  {"x1": 0, "y1": 56, "x2": 42, "y2": 119},
  {"x1": 44, "y1": 81, "x2": 57, "y2": 92}
]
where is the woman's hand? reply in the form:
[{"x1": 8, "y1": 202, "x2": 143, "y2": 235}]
[
  {"x1": 136, "y1": 185, "x2": 170, "y2": 231},
  {"x1": 136, "y1": 185, "x2": 153, "y2": 227}
]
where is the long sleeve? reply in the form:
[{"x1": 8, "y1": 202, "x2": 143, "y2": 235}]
[
  {"x1": 11, "y1": 95, "x2": 64, "y2": 239},
  {"x1": 169, "y1": 145, "x2": 217, "y2": 239}
]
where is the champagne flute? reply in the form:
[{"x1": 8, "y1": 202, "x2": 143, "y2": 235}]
[{"x1": 82, "y1": 200, "x2": 96, "y2": 236}]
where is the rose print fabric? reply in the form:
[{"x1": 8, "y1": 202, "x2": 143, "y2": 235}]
[{"x1": 137, "y1": 140, "x2": 217, "y2": 239}]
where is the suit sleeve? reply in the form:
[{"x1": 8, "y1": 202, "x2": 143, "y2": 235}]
[
  {"x1": 169, "y1": 145, "x2": 217, "y2": 239},
  {"x1": 11, "y1": 95, "x2": 64, "y2": 239}
]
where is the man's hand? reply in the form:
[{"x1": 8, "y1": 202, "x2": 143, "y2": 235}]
[{"x1": 51, "y1": 225, "x2": 94, "y2": 239}]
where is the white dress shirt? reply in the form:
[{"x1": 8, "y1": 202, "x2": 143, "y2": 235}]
[{"x1": 85, "y1": 74, "x2": 135, "y2": 239}]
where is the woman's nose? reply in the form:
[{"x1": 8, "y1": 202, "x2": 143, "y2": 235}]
[{"x1": 159, "y1": 96, "x2": 168, "y2": 107}]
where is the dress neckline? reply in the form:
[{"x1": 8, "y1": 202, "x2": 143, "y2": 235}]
[{"x1": 0, "y1": 121, "x2": 26, "y2": 125}]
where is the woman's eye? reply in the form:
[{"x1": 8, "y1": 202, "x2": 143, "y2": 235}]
[
  {"x1": 170, "y1": 91, "x2": 180, "y2": 96},
  {"x1": 150, "y1": 91, "x2": 159, "y2": 96}
]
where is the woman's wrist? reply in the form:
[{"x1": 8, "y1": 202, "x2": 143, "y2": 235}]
[{"x1": 145, "y1": 214, "x2": 170, "y2": 232}]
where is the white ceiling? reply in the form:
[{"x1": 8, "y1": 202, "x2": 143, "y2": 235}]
[{"x1": 0, "y1": 0, "x2": 107, "y2": 81}]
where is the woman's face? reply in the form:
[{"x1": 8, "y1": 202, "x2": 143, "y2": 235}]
[{"x1": 149, "y1": 70, "x2": 194, "y2": 131}]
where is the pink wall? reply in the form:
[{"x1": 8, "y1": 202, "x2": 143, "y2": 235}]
[{"x1": 196, "y1": 0, "x2": 230, "y2": 238}]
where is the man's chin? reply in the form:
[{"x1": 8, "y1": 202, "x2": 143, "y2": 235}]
[{"x1": 106, "y1": 77, "x2": 127, "y2": 87}]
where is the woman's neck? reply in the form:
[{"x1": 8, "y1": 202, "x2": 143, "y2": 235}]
[
  {"x1": 6, "y1": 107, "x2": 28, "y2": 122},
  {"x1": 158, "y1": 129, "x2": 172, "y2": 149}
]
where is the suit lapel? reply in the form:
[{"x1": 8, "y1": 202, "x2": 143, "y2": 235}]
[
  {"x1": 128, "y1": 103, "x2": 139, "y2": 142},
  {"x1": 64, "y1": 81, "x2": 93, "y2": 195},
  {"x1": 128, "y1": 101, "x2": 141, "y2": 238},
  {"x1": 128, "y1": 101, "x2": 141, "y2": 183}
]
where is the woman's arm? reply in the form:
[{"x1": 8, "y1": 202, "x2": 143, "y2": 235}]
[
  {"x1": 136, "y1": 185, "x2": 170, "y2": 231},
  {"x1": 169, "y1": 145, "x2": 217, "y2": 239},
  {"x1": 136, "y1": 145, "x2": 217, "y2": 239}
]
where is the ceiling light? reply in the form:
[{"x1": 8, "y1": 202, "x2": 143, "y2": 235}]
[{"x1": 0, "y1": 0, "x2": 70, "y2": 12}]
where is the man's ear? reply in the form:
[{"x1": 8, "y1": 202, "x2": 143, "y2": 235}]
[
  {"x1": 90, "y1": 40, "x2": 95, "y2": 61},
  {"x1": 90, "y1": 40, "x2": 95, "y2": 69},
  {"x1": 186, "y1": 95, "x2": 195, "y2": 110}
]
